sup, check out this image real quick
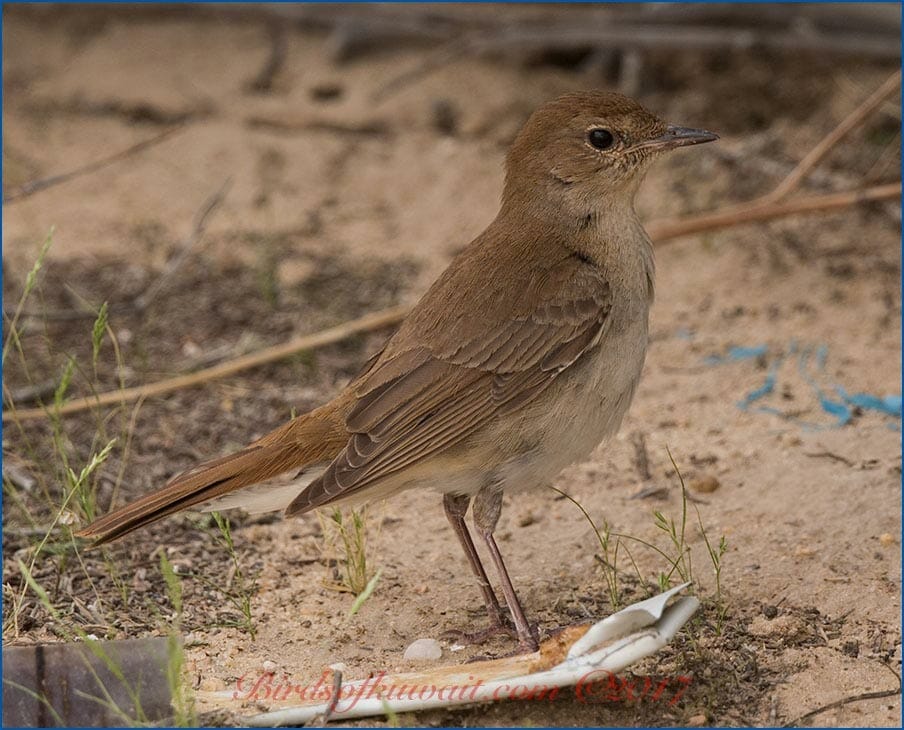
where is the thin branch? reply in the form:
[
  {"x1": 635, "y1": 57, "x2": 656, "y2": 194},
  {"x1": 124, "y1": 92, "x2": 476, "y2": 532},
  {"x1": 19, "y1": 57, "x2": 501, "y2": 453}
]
[
  {"x1": 3, "y1": 180, "x2": 231, "y2": 324},
  {"x1": 784, "y1": 663, "x2": 901, "y2": 727},
  {"x1": 2, "y1": 125, "x2": 187, "y2": 204},
  {"x1": 648, "y1": 182, "x2": 901, "y2": 243},
  {"x1": 133, "y1": 179, "x2": 233, "y2": 311},
  {"x1": 763, "y1": 69, "x2": 901, "y2": 203},
  {"x1": 244, "y1": 21, "x2": 288, "y2": 94},
  {"x1": 3, "y1": 305, "x2": 410, "y2": 423}
]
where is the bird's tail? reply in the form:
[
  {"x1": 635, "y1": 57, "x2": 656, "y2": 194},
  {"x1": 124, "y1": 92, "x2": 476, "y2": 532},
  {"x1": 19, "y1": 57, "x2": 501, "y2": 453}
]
[{"x1": 76, "y1": 402, "x2": 349, "y2": 546}]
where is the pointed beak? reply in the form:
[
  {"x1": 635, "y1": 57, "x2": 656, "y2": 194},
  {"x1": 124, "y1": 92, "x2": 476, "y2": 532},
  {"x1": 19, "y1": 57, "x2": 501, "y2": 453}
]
[{"x1": 640, "y1": 125, "x2": 719, "y2": 152}]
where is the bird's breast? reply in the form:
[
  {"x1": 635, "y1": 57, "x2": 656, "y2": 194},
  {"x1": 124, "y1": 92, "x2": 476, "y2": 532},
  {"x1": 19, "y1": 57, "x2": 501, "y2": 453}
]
[{"x1": 487, "y1": 298, "x2": 650, "y2": 493}]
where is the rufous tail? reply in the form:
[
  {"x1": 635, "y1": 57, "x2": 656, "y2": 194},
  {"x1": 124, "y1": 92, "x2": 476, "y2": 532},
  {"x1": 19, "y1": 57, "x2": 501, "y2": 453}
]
[{"x1": 76, "y1": 401, "x2": 349, "y2": 545}]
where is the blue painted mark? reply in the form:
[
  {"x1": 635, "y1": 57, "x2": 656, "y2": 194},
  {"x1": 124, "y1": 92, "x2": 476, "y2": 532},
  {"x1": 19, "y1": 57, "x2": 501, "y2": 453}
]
[
  {"x1": 817, "y1": 394, "x2": 852, "y2": 427},
  {"x1": 738, "y1": 372, "x2": 776, "y2": 410},
  {"x1": 705, "y1": 344, "x2": 768, "y2": 366},
  {"x1": 712, "y1": 340, "x2": 899, "y2": 429},
  {"x1": 738, "y1": 350, "x2": 784, "y2": 411},
  {"x1": 836, "y1": 388, "x2": 902, "y2": 418},
  {"x1": 797, "y1": 344, "x2": 853, "y2": 426}
]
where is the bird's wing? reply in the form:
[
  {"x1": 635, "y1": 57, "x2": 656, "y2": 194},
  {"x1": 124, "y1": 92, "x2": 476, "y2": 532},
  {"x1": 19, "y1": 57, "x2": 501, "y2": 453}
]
[{"x1": 286, "y1": 253, "x2": 612, "y2": 514}]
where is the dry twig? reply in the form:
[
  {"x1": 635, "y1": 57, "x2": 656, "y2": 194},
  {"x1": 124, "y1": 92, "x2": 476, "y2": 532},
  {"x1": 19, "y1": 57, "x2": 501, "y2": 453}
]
[
  {"x1": 784, "y1": 663, "x2": 901, "y2": 727},
  {"x1": 3, "y1": 125, "x2": 187, "y2": 204},
  {"x1": 245, "y1": 21, "x2": 288, "y2": 94},
  {"x1": 133, "y1": 179, "x2": 233, "y2": 311},
  {"x1": 648, "y1": 182, "x2": 900, "y2": 242},
  {"x1": 3, "y1": 180, "x2": 232, "y2": 324},
  {"x1": 4, "y1": 306, "x2": 409, "y2": 422},
  {"x1": 762, "y1": 69, "x2": 901, "y2": 203}
]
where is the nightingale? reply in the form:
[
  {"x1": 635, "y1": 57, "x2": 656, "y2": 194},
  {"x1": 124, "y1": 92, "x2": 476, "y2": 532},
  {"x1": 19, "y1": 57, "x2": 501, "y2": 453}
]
[{"x1": 79, "y1": 91, "x2": 717, "y2": 651}]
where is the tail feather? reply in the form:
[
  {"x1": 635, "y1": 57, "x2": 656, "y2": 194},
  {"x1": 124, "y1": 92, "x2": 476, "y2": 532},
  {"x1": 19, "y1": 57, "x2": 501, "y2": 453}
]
[{"x1": 77, "y1": 403, "x2": 350, "y2": 545}]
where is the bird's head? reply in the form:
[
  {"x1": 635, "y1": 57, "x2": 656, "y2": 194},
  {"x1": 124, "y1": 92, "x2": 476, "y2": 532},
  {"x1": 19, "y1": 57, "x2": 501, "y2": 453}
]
[{"x1": 503, "y1": 91, "x2": 718, "y2": 220}]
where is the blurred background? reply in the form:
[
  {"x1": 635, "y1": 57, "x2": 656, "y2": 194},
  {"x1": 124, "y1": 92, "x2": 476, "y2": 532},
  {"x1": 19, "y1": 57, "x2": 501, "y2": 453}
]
[{"x1": 3, "y1": 4, "x2": 901, "y2": 727}]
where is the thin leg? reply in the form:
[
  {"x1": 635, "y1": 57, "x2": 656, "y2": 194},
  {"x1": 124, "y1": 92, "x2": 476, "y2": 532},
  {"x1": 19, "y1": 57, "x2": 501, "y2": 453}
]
[
  {"x1": 472, "y1": 486, "x2": 540, "y2": 652},
  {"x1": 443, "y1": 493, "x2": 506, "y2": 627}
]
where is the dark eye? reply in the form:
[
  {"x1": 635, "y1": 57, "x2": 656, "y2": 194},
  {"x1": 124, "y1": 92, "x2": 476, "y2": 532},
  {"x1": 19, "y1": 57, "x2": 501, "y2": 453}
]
[{"x1": 588, "y1": 128, "x2": 615, "y2": 150}]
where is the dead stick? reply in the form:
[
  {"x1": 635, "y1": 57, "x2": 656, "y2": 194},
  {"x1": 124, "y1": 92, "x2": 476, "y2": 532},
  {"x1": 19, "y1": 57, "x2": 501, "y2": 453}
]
[
  {"x1": 4, "y1": 179, "x2": 232, "y2": 321},
  {"x1": 245, "y1": 21, "x2": 288, "y2": 93},
  {"x1": 763, "y1": 69, "x2": 901, "y2": 203},
  {"x1": 4, "y1": 182, "x2": 898, "y2": 423},
  {"x1": 648, "y1": 182, "x2": 900, "y2": 242},
  {"x1": 133, "y1": 179, "x2": 232, "y2": 311},
  {"x1": 784, "y1": 663, "x2": 901, "y2": 727},
  {"x1": 3, "y1": 125, "x2": 187, "y2": 204},
  {"x1": 3, "y1": 306, "x2": 409, "y2": 423}
]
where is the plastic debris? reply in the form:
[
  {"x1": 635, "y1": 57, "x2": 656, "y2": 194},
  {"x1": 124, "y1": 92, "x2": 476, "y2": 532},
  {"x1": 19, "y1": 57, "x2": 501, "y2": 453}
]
[
  {"x1": 836, "y1": 388, "x2": 902, "y2": 418},
  {"x1": 704, "y1": 344, "x2": 768, "y2": 366},
  {"x1": 706, "y1": 342, "x2": 900, "y2": 429},
  {"x1": 197, "y1": 584, "x2": 699, "y2": 725}
]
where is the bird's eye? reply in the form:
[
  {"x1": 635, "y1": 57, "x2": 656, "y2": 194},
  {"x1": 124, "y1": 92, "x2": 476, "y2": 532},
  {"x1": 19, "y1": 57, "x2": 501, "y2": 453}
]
[{"x1": 588, "y1": 128, "x2": 616, "y2": 151}]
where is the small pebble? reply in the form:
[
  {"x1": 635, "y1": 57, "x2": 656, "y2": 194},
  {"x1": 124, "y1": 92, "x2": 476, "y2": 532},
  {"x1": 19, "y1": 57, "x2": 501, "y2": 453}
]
[
  {"x1": 689, "y1": 474, "x2": 721, "y2": 493},
  {"x1": 403, "y1": 638, "x2": 442, "y2": 661},
  {"x1": 687, "y1": 713, "x2": 708, "y2": 726},
  {"x1": 261, "y1": 659, "x2": 278, "y2": 674},
  {"x1": 181, "y1": 340, "x2": 202, "y2": 358},
  {"x1": 518, "y1": 512, "x2": 536, "y2": 527},
  {"x1": 762, "y1": 604, "x2": 779, "y2": 619},
  {"x1": 328, "y1": 662, "x2": 347, "y2": 673},
  {"x1": 879, "y1": 533, "x2": 897, "y2": 546}
]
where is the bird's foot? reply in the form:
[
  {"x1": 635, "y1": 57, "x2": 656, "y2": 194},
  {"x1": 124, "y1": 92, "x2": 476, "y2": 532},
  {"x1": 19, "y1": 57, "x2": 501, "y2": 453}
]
[
  {"x1": 441, "y1": 620, "x2": 518, "y2": 647},
  {"x1": 519, "y1": 621, "x2": 541, "y2": 653},
  {"x1": 442, "y1": 620, "x2": 541, "y2": 658}
]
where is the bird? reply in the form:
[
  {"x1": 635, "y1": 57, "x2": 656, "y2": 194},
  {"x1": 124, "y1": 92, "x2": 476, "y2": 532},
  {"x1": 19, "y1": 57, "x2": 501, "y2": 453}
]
[{"x1": 78, "y1": 90, "x2": 717, "y2": 652}]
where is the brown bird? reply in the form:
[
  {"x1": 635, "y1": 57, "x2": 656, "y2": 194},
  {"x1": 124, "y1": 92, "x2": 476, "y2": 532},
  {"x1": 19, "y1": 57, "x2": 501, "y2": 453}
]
[{"x1": 78, "y1": 91, "x2": 717, "y2": 651}]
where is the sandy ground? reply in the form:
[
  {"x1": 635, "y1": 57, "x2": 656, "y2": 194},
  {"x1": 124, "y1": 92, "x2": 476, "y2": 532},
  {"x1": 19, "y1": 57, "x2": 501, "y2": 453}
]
[{"x1": 2, "y1": 5, "x2": 901, "y2": 727}]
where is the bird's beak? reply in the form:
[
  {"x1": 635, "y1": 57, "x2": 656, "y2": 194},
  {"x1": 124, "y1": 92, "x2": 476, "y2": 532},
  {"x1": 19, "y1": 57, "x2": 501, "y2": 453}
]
[{"x1": 639, "y1": 125, "x2": 719, "y2": 152}]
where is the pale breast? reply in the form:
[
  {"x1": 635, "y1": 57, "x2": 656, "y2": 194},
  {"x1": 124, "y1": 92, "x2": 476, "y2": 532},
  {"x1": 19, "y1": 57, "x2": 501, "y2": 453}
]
[{"x1": 490, "y1": 306, "x2": 648, "y2": 492}]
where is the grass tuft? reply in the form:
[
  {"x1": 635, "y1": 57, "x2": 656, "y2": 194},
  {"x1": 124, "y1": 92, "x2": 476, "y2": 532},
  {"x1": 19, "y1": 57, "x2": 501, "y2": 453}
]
[
  {"x1": 160, "y1": 552, "x2": 196, "y2": 726},
  {"x1": 554, "y1": 446, "x2": 729, "y2": 618},
  {"x1": 319, "y1": 505, "x2": 380, "y2": 599},
  {"x1": 209, "y1": 511, "x2": 258, "y2": 639}
]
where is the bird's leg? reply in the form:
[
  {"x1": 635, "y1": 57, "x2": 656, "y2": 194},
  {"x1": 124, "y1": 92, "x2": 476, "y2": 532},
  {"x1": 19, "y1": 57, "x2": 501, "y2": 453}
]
[
  {"x1": 472, "y1": 485, "x2": 540, "y2": 652},
  {"x1": 442, "y1": 493, "x2": 513, "y2": 643}
]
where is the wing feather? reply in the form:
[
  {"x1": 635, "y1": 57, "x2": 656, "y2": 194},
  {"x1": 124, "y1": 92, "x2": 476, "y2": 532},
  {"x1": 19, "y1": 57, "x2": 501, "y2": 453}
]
[{"x1": 286, "y1": 255, "x2": 613, "y2": 515}]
